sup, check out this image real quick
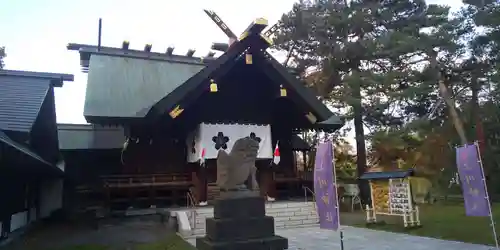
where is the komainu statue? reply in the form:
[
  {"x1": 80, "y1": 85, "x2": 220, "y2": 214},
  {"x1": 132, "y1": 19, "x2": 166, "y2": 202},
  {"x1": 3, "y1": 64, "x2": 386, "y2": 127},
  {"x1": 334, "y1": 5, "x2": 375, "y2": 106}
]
[{"x1": 216, "y1": 137, "x2": 259, "y2": 191}]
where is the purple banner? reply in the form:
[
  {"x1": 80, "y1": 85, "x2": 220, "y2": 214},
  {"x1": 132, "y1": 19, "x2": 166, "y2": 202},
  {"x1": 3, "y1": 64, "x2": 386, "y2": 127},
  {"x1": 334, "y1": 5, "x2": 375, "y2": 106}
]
[
  {"x1": 456, "y1": 144, "x2": 490, "y2": 217},
  {"x1": 313, "y1": 142, "x2": 339, "y2": 230}
]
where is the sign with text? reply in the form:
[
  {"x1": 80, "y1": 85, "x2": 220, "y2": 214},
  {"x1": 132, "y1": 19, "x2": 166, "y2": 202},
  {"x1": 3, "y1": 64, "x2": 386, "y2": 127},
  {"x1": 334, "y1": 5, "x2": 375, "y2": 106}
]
[
  {"x1": 313, "y1": 142, "x2": 340, "y2": 230},
  {"x1": 456, "y1": 144, "x2": 490, "y2": 217}
]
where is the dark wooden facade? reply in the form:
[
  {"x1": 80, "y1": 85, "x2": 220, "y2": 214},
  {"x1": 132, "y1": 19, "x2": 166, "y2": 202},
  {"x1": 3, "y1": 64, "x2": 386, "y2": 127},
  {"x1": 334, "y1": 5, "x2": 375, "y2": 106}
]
[{"x1": 0, "y1": 70, "x2": 72, "y2": 243}]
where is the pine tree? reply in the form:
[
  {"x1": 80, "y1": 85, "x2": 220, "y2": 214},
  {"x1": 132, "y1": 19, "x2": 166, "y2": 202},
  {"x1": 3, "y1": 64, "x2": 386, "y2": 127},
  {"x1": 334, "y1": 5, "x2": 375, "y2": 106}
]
[
  {"x1": 0, "y1": 47, "x2": 5, "y2": 69},
  {"x1": 274, "y1": 0, "x2": 457, "y2": 204}
]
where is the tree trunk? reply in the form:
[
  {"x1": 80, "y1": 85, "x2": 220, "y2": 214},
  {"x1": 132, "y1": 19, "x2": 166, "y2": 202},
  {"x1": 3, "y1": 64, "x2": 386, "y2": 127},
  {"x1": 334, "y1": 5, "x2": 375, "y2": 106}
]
[
  {"x1": 437, "y1": 80, "x2": 468, "y2": 145},
  {"x1": 430, "y1": 54, "x2": 468, "y2": 145},
  {"x1": 352, "y1": 72, "x2": 370, "y2": 205},
  {"x1": 470, "y1": 76, "x2": 485, "y2": 153}
]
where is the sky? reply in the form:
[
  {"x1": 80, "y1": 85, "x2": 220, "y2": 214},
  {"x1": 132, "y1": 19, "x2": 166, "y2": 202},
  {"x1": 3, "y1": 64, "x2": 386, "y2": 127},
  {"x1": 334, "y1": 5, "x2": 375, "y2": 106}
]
[{"x1": 0, "y1": 0, "x2": 464, "y2": 147}]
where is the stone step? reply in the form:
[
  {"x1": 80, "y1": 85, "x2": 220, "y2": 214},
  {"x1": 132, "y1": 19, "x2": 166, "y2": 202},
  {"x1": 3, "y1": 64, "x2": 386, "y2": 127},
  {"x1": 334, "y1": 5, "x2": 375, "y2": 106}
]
[
  {"x1": 194, "y1": 215, "x2": 319, "y2": 225},
  {"x1": 190, "y1": 219, "x2": 319, "y2": 237},
  {"x1": 194, "y1": 212, "x2": 318, "y2": 225},
  {"x1": 193, "y1": 203, "x2": 317, "y2": 217},
  {"x1": 194, "y1": 219, "x2": 319, "y2": 230},
  {"x1": 197, "y1": 201, "x2": 315, "y2": 210},
  {"x1": 189, "y1": 201, "x2": 319, "y2": 236}
]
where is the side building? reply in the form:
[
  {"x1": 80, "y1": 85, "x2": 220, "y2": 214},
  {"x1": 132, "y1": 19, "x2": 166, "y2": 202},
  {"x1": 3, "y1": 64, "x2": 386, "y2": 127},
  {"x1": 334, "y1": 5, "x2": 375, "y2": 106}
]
[{"x1": 0, "y1": 70, "x2": 73, "y2": 244}]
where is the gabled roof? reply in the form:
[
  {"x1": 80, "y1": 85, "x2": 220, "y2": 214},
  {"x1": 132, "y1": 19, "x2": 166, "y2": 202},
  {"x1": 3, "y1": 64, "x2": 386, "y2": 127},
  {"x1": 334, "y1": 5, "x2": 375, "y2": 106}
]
[
  {"x1": 145, "y1": 35, "x2": 262, "y2": 120},
  {"x1": 146, "y1": 33, "x2": 343, "y2": 132},
  {"x1": 0, "y1": 70, "x2": 73, "y2": 133},
  {"x1": 68, "y1": 34, "x2": 343, "y2": 131},
  {"x1": 255, "y1": 52, "x2": 334, "y2": 122}
]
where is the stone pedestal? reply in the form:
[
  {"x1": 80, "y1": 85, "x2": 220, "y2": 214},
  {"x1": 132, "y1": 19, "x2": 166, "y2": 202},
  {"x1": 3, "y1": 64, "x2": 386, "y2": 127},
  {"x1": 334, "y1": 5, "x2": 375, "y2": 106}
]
[{"x1": 196, "y1": 191, "x2": 288, "y2": 250}]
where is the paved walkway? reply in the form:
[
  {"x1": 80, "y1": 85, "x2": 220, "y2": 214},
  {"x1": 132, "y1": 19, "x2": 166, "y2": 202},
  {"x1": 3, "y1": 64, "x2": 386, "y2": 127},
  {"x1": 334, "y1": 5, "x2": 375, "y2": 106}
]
[{"x1": 188, "y1": 226, "x2": 493, "y2": 250}]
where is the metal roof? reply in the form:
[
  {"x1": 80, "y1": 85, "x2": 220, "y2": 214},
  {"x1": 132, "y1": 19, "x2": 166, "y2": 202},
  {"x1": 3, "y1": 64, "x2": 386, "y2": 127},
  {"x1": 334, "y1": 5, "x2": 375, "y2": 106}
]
[
  {"x1": 0, "y1": 76, "x2": 51, "y2": 132},
  {"x1": 83, "y1": 54, "x2": 205, "y2": 121},
  {"x1": 359, "y1": 169, "x2": 414, "y2": 180},
  {"x1": 68, "y1": 37, "x2": 342, "y2": 131},
  {"x1": 0, "y1": 70, "x2": 74, "y2": 132},
  {"x1": 0, "y1": 69, "x2": 74, "y2": 87},
  {"x1": 57, "y1": 123, "x2": 125, "y2": 150},
  {"x1": 67, "y1": 43, "x2": 213, "y2": 72}
]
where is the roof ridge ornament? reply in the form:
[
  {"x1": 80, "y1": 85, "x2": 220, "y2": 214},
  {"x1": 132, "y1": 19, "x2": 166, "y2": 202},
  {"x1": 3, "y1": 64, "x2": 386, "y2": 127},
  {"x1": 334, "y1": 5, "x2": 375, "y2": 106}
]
[{"x1": 203, "y1": 9, "x2": 276, "y2": 52}]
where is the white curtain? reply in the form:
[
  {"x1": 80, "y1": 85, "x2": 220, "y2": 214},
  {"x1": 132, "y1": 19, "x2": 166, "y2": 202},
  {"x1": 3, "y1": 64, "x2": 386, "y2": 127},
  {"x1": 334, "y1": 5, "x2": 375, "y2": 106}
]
[{"x1": 187, "y1": 123, "x2": 273, "y2": 162}]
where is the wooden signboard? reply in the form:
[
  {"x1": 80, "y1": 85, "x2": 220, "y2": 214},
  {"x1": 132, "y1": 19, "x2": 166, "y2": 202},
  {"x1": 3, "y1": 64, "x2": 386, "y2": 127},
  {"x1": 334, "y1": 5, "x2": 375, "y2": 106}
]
[{"x1": 361, "y1": 170, "x2": 421, "y2": 228}]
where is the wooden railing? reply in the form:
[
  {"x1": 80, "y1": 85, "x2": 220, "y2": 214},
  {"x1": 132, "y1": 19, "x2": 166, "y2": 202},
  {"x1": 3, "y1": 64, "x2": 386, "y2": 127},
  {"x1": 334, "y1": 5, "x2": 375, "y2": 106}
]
[{"x1": 100, "y1": 173, "x2": 191, "y2": 188}]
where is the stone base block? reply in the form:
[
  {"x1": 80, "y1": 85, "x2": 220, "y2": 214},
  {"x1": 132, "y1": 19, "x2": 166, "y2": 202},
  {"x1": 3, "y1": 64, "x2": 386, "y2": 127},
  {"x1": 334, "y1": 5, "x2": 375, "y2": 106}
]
[
  {"x1": 206, "y1": 216, "x2": 275, "y2": 241},
  {"x1": 198, "y1": 193, "x2": 288, "y2": 250},
  {"x1": 196, "y1": 235, "x2": 288, "y2": 250},
  {"x1": 213, "y1": 195, "x2": 265, "y2": 219}
]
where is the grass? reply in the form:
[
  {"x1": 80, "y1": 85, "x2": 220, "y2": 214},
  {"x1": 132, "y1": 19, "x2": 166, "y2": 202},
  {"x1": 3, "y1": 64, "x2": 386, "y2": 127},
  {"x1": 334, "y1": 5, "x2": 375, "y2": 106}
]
[
  {"x1": 48, "y1": 246, "x2": 108, "y2": 250},
  {"x1": 45, "y1": 233, "x2": 196, "y2": 250},
  {"x1": 351, "y1": 203, "x2": 500, "y2": 245},
  {"x1": 134, "y1": 233, "x2": 197, "y2": 250}
]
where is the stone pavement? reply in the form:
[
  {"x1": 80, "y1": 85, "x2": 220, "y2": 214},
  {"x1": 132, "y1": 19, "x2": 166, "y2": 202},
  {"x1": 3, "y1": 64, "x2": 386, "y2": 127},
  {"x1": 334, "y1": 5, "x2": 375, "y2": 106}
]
[{"x1": 187, "y1": 226, "x2": 494, "y2": 250}]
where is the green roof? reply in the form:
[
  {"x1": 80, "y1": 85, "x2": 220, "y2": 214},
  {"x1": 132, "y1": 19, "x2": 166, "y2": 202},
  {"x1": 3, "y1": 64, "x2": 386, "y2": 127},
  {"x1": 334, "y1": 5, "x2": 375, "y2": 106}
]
[{"x1": 84, "y1": 55, "x2": 204, "y2": 120}]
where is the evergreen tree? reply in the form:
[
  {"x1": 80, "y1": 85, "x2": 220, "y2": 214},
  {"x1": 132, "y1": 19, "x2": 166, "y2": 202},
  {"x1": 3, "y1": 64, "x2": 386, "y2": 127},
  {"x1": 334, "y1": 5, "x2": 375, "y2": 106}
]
[
  {"x1": 0, "y1": 47, "x2": 5, "y2": 69},
  {"x1": 274, "y1": 0, "x2": 456, "y2": 204}
]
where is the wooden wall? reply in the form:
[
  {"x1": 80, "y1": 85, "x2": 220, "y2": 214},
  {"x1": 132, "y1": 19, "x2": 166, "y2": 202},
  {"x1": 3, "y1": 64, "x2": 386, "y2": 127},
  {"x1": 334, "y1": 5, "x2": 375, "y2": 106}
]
[{"x1": 120, "y1": 136, "x2": 189, "y2": 175}]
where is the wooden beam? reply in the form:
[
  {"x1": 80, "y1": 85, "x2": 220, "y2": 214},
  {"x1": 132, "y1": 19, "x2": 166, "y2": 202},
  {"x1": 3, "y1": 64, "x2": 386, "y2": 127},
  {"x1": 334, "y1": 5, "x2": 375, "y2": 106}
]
[
  {"x1": 203, "y1": 9, "x2": 238, "y2": 40},
  {"x1": 211, "y1": 42, "x2": 229, "y2": 52}
]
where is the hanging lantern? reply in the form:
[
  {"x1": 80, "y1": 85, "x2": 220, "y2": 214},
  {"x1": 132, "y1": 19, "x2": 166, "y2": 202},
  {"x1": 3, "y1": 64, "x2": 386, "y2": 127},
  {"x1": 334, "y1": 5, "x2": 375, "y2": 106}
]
[
  {"x1": 210, "y1": 79, "x2": 218, "y2": 92},
  {"x1": 245, "y1": 53, "x2": 253, "y2": 64},
  {"x1": 279, "y1": 84, "x2": 287, "y2": 97}
]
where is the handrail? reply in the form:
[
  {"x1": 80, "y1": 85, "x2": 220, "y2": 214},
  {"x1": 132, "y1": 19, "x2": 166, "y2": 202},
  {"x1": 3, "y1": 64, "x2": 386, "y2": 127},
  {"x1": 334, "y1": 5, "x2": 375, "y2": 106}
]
[
  {"x1": 302, "y1": 185, "x2": 317, "y2": 212},
  {"x1": 186, "y1": 191, "x2": 197, "y2": 230},
  {"x1": 302, "y1": 186, "x2": 316, "y2": 203}
]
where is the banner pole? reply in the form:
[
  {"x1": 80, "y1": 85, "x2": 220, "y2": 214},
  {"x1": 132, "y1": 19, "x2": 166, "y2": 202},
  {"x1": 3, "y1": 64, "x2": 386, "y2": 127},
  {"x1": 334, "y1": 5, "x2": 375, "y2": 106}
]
[
  {"x1": 340, "y1": 231, "x2": 345, "y2": 250},
  {"x1": 331, "y1": 141, "x2": 344, "y2": 250},
  {"x1": 474, "y1": 141, "x2": 499, "y2": 249}
]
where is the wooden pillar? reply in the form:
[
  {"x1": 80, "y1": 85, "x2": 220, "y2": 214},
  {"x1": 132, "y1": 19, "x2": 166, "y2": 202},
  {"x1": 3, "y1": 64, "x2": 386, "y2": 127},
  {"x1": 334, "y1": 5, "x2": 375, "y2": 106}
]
[
  {"x1": 0, "y1": 172, "x2": 12, "y2": 239},
  {"x1": 302, "y1": 151, "x2": 307, "y2": 172},
  {"x1": 191, "y1": 171, "x2": 199, "y2": 203},
  {"x1": 267, "y1": 167, "x2": 277, "y2": 199},
  {"x1": 259, "y1": 163, "x2": 277, "y2": 199},
  {"x1": 0, "y1": 172, "x2": 8, "y2": 239},
  {"x1": 259, "y1": 165, "x2": 268, "y2": 197},
  {"x1": 191, "y1": 165, "x2": 208, "y2": 204},
  {"x1": 199, "y1": 166, "x2": 208, "y2": 203},
  {"x1": 1, "y1": 216, "x2": 9, "y2": 239}
]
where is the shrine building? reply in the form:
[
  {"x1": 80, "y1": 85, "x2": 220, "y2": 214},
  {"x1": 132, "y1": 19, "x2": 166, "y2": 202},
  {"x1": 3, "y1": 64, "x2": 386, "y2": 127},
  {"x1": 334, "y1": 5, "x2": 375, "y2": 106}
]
[{"x1": 61, "y1": 17, "x2": 343, "y2": 210}]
